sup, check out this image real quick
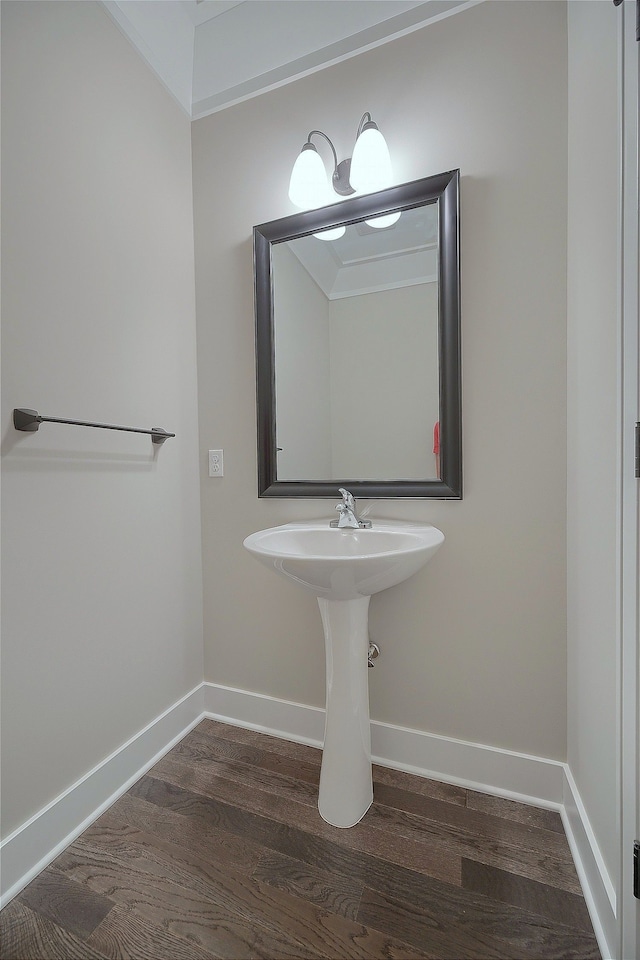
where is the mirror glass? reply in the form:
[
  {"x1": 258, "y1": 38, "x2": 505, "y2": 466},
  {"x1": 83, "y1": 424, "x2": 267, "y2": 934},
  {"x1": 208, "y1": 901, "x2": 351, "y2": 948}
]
[{"x1": 253, "y1": 170, "x2": 461, "y2": 498}]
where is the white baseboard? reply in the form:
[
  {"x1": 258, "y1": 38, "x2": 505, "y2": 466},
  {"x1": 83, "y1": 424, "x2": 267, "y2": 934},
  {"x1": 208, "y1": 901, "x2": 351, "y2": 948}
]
[
  {"x1": 0, "y1": 683, "x2": 204, "y2": 909},
  {"x1": 203, "y1": 680, "x2": 326, "y2": 747},
  {"x1": 0, "y1": 678, "x2": 619, "y2": 960},
  {"x1": 370, "y1": 720, "x2": 565, "y2": 808},
  {"x1": 202, "y1": 681, "x2": 565, "y2": 807},
  {"x1": 561, "y1": 767, "x2": 617, "y2": 960}
]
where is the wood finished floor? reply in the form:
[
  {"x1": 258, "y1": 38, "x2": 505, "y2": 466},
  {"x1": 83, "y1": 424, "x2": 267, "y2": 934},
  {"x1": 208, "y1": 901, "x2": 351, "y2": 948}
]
[{"x1": 0, "y1": 719, "x2": 600, "y2": 960}]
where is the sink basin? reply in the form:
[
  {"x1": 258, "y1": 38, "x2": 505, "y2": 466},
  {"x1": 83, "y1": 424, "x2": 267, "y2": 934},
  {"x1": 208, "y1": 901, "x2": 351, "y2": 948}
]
[
  {"x1": 243, "y1": 520, "x2": 444, "y2": 601},
  {"x1": 243, "y1": 519, "x2": 444, "y2": 828}
]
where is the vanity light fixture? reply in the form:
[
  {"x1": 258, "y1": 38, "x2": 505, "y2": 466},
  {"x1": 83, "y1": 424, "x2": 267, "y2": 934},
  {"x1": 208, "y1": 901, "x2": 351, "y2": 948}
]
[{"x1": 288, "y1": 112, "x2": 400, "y2": 237}]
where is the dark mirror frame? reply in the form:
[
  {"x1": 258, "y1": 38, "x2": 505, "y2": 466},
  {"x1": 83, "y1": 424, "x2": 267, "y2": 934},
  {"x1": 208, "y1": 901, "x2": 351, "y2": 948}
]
[{"x1": 253, "y1": 168, "x2": 461, "y2": 498}]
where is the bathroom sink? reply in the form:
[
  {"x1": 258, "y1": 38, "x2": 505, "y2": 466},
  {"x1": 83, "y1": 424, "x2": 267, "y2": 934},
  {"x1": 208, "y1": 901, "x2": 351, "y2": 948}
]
[
  {"x1": 243, "y1": 520, "x2": 444, "y2": 601},
  {"x1": 243, "y1": 515, "x2": 444, "y2": 828}
]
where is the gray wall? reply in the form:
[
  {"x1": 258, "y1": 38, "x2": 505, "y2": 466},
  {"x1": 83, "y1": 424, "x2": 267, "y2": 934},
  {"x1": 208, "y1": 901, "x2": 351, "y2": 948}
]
[
  {"x1": 193, "y1": 0, "x2": 568, "y2": 761},
  {"x1": 1, "y1": 1, "x2": 203, "y2": 837}
]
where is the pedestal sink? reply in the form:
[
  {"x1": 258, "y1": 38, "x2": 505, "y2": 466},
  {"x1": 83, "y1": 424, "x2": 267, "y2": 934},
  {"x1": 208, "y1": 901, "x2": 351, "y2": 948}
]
[{"x1": 243, "y1": 519, "x2": 444, "y2": 827}]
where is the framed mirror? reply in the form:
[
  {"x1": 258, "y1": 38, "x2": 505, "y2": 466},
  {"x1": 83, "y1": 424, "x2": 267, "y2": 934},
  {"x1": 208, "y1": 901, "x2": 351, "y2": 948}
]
[{"x1": 253, "y1": 168, "x2": 461, "y2": 498}]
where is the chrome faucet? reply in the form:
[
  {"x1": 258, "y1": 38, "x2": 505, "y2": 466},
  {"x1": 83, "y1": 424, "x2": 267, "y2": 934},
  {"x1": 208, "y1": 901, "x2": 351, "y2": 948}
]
[{"x1": 330, "y1": 488, "x2": 372, "y2": 529}]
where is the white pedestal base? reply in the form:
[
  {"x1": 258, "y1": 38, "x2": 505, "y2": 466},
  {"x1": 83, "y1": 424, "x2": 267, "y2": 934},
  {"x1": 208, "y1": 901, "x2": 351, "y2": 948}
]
[{"x1": 317, "y1": 596, "x2": 373, "y2": 828}]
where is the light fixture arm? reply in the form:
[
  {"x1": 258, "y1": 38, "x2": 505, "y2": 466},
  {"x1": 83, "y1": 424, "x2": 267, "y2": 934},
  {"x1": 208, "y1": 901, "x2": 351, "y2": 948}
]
[
  {"x1": 306, "y1": 129, "x2": 355, "y2": 197},
  {"x1": 356, "y1": 111, "x2": 374, "y2": 137},
  {"x1": 306, "y1": 130, "x2": 339, "y2": 172}
]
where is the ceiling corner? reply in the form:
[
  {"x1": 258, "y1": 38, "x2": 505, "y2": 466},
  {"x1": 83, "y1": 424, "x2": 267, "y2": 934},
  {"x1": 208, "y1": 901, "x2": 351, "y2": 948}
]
[{"x1": 101, "y1": 0, "x2": 195, "y2": 116}]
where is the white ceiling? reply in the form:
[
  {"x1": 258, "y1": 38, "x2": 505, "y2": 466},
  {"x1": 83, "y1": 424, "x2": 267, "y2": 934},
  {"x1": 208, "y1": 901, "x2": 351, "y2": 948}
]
[
  {"x1": 184, "y1": 1, "x2": 245, "y2": 27},
  {"x1": 101, "y1": 0, "x2": 479, "y2": 119}
]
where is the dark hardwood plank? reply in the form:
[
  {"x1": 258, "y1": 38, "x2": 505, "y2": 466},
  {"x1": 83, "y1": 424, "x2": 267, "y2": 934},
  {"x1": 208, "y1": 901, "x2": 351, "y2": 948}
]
[
  {"x1": 371, "y1": 785, "x2": 571, "y2": 860},
  {"x1": 466, "y1": 790, "x2": 565, "y2": 834},
  {"x1": 358, "y1": 885, "x2": 601, "y2": 960},
  {"x1": 461, "y1": 858, "x2": 594, "y2": 934},
  {"x1": 17, "y1": 865, "x2": 114, "y2": 939},
  {"x1": 77, "y1": 812, "x2": 263, "y2": 909},
  {"x1": 86, "y1": 790, "x2": 262, "y2": 876},
  {"x1": 372, "y1": 764, "x2": 467, "y2": 806},
  {"x1": 196, "y1": 718, "x2": 322, "y2": 766},
  {"x1": 86, "y1": 903, "x2": 219, "y2": 960},
  {"x1": 366, "y1": 794, "x2": 582, "y2": 894},
  {"x1": 178, "y1": 726, "x2": 321, "y2": 786},
  {"x1": 0, "y1": 899, "x2": 109, "y2": 960},
  {"x1": 253, "y1": 848, "x2": 364, "y2": 920},
  {"x1": 358, "y1": 885, "x2": 513, "y2": 960},
  {"x1": 133, "y1": 771, "x2": 461, "y2": 886},
  {"x1": 261, "y1": 904, "x2": 436, "y2": 959},
  {"x1": 151, "y1": 748, "x2": 320, "y2": 807}
]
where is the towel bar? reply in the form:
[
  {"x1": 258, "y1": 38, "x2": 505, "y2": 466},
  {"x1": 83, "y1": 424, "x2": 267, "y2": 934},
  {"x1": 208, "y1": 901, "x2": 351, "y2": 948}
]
[{"x1": 13, "y1": 408, "x2": 175, "y2": 444}]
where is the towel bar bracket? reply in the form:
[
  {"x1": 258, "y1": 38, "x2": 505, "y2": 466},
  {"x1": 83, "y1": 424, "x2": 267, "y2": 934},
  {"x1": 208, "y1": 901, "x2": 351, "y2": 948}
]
[{"x1": 13, "y1": 408, "x2": 41, "y2": 433}]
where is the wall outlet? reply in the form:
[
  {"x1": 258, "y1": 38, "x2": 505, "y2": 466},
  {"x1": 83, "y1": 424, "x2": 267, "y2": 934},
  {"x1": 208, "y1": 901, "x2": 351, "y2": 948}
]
[{"x1": 208, "y1": 449, "x2": 224, "y2": 477}]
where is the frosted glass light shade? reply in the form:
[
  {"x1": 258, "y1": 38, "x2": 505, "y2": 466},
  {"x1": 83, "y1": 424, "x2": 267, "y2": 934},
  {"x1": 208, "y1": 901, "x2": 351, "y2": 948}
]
[
  {"x1": 350, "y1": 126, "x2": 393, "y2": 194},
  {"x1": 313, "y1": 225, "x2": 346, "y2": 241},
  {"x1": 366, "y1": 211, "x2": 401, "y2": 230},
  {"x1": 288, "y1": 145, "x2": 330, "y2": 210}
]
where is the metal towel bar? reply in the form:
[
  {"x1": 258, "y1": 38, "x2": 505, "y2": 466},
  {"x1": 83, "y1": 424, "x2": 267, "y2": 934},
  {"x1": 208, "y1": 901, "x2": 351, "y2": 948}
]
[{"x1": 13, "y1": 408, "x2": 175, "y2": 444}]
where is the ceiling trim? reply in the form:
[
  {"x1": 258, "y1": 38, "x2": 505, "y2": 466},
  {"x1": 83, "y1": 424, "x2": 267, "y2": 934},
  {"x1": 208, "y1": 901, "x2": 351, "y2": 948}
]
[
  {"x1": 101, "y1": 0, "x2": 482, "y2": 121},
  {"x1": 191, "y1": 1, "x2": 481, "y2": 120}
]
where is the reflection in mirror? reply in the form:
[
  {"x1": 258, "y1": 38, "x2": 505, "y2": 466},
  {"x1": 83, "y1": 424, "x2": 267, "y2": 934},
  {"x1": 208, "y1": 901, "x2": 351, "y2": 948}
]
[
  {"x1": 273, "y1": 205, "x2": 440, "y2": 481},
  {"x1": 253, "y1": 169, "x2": 461, "y2": 498}
]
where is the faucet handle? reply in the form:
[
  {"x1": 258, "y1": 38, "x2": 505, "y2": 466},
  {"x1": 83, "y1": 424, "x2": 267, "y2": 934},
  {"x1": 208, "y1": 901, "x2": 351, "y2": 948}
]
[
  {"x1": 330, "y1": 488, "x2": 373, "y2": 529},
  {"x1": 338, "y1": 487, "x2": 355, "y2": 510}
]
